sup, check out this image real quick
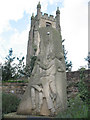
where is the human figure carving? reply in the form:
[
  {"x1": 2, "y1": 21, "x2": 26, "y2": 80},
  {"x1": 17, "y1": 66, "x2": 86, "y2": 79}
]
[
  {"x1": 17, "y1": 24, "x2": 67, "y2": 116},
  {"x1": 30, "y1": 48, "x2": 66, "y2": 115},
  {"x1": 30, "y1": 53, "x2": 57, "y2": 114}
]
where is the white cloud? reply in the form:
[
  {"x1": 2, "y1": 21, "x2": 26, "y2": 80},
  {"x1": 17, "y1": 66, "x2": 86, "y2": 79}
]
[
  {"x1": 0, "y1": 0, "x2": 88, "y2": 70},
  {"x1": 0, "y1": 26, "x2": 29, "y2": 64},
  {"x1": 0, "y1": 0, "x2": 63, "y2": 63},
  {"x1": 9, "y1": 25, "x2": 30, "y2": 59},
  {"x1": 0, "y1": 37, "x2": 9, "y2": 63},
  {"x1": 0, "y1": 0, "x2": 37, "y2": 33},
  {"x1": 46, "y1": 0, "x2": 62, "y2": 5},
  {"x1": 60, "y1": 0, "x2": 88, "y2": 70},
  {"x1": 0, "y1": 0, "x2": 61, "y2": 33}
]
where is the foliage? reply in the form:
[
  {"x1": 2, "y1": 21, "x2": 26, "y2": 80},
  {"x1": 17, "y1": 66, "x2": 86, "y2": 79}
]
[
  {"x1": 56, "y1": 95, "x2": 88, "y2": 118},
  {"x1": 85, "y1": 55, "x2": 90, "y2": 63},
  {"x1": 78, "y1": 68, "x2": 89, "y2": 103},
  {"x1": 30, "y1": 56, "x2": 37, "y2": 73},
  {"x1": 2, "y1": 79, "x2": 28, "y2": 83},
  {"x1": 2, "y1": 92, "x2": 20, "y2": 114},
  {"x1": 2, "y1": 48, "x2": 37, "y2": 81},
  {"x1": 2, "y1": 48, "x2": 16, "y2": 81},
  {"x1": 56, "y1": 67, "x2": 89, "y2": 118},
  {"x1": 62, "y1": 39, "x2": 72, "y2": 71},
  {"x1": 16, "y1": 56, "x2": 25, "y2": 78},
  {"x1": 24, "y1": 64, "x2": 31, "y2": 78},
  {"x1": 2, "y1": 49, "x2": 26, "y2": 81},
  {"x1": 24, "y1": 55, "x2": 37, "y2": 77},
  {"x1": 85, "y1": 55, "x2": 90, "y2": 68}
]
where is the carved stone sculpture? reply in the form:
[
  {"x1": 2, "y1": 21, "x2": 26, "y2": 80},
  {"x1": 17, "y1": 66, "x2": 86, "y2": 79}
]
[{"x1": 17, "y1": 2, "x2": 67, "y2": 116}]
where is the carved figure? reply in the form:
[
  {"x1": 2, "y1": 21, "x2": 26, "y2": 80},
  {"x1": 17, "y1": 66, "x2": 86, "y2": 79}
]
[{"x1": 17, "y1": 2, "x2": 67, "y2": 116}]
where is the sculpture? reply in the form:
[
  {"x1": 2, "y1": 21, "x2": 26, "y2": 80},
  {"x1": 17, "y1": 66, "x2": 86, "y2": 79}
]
[{"x1": 17, "y1": 2, "x2": 67, "y2": 116}]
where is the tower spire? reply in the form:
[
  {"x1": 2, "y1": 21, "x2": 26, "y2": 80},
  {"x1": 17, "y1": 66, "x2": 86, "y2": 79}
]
[
  {"x1": 37, "y1": 1, "x2": 41, "y2": 20},
  {"x1": 56, "y1": 7, "x2": 60, "y2": 33},
  {"x1": 56, "y1": 7, "x2": 60, "y2": 14},
  {"x1": 37, "y1": 1, "x2": 41, "y2": 8},
  {"x1": 31, "y1": 13, "x2": 34, "y2": 28}
]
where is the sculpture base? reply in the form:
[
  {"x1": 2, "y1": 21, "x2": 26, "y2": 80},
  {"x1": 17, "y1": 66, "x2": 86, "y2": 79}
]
[{"x1": 4, "y1": 112, "x2": 54, "y2": 119}]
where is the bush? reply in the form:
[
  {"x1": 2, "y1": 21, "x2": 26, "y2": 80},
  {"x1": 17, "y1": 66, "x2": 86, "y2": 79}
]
[
  {"x1": 30, "y1": 56, "x2": 37, "y2": 73},
  {"x1": 56, "y1": 68, "x2": 89, "y2": 118},
  {"x1": 2, "y1": 92, "x2": 20, "y2": 115},
  {"x1": 78, "y1": 68, "x2": 88, "y2": 103},
  {"x1": 56, "y1": 95, "x2": 88, "y2": 118}
]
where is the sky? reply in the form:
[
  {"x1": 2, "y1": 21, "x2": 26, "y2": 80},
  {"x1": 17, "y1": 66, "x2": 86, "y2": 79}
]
[{"x1": 0, "y1": 0, "x2": 88, "y2": 71}]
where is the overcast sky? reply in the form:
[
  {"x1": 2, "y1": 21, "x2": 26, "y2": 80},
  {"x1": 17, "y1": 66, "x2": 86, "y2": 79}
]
[{"x1": 0, "y1": 0, "x2": 88, "y2": 71}]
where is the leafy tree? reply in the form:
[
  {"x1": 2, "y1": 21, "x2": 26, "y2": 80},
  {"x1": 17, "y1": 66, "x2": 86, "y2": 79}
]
[
  {"x1": 2, "y1": 92, "x2": 20, "y2": 114},
  {"x1": 24, "y1": 55, "x2": 37, "y2": 78},
  {"x1": 85, "y1": 54, "x2": 90, "y2": 68},
  {"x1": 30, "y1": 56, "x2": 37, "y2": 73},
  {"x1": 2, "y1": 48, "x2": 16, "y2": 81},
  {"x1": 16, "y1": 56, "x2": 25, "y2": 78},
  {"x1": 2, "y1": 49, "x2": 28, "y2": 80},
  {"x1": 78, "y1": 68, "x2": 88, "y2": 103},
  {"x1": 62, "y1": 39, "x2": 72, "y2": 71},
  {"x1": 24, "y1": 64, "x2": 31, "y2": 78}
]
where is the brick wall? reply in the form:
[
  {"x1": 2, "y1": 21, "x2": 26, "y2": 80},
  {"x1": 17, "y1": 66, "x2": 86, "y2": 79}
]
[
  {"x1": 67, "y1": 70, "x2": 89, "y2": 99},
  {"x1": 2, "y1": 83, "x2": 28, "y2": 99},
  {"x1": 2, "y1": 70, "x2": 90, "y2": 99}
]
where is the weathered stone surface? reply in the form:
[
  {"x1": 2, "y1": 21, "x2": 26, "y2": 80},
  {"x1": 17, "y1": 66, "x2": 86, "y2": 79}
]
[
  {"x1": 17, "y1": 2, "x2": 67, "y2": 116},
  {"x1": 17, "y1": 27, "x2": 67, "y2": 116},
  {"x1": 4, "y1": 112, "x2": 54, "y2": 119}
]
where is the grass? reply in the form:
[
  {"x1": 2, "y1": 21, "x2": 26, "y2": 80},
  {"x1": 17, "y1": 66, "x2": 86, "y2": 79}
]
[
  {"x1": 2, "y1": 92, "x2": 20, "y2": 115},
  {"x1": 56, "y1": 95, "x2": 89, "y2": 118},
  {"x1": 2, "y1": 92, "x2": 89, "y2": 119},
  {"x1": 2, "y1": 79, "x2": 28, "y2": 83}
]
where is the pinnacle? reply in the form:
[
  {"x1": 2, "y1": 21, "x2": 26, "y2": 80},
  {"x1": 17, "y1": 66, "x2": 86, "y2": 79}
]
[
  {"x1": 37, "y1": 1, "x2": 41, "y2": 8},
  {"x1": 56, "y1": 7, "x2": 60, "y2": 14}
]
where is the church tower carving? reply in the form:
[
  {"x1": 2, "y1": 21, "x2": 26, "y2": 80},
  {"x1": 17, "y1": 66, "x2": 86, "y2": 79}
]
[
  {"x1": 26, "y1": 2, "x2": 62, "y2": 66},
  {"x1": 17, "y1": 2, "x2": 67, "y2": 116}
]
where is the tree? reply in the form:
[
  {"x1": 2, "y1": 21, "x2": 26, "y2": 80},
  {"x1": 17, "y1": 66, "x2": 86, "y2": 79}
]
[
  {"x1": 24, "y1": 55, "x2": 37, "y2": 78},
  {"x1": 16, "y1": 56, "x2": 25, "y2": 78},
  {"x1": 2, "y1": 48, "x2": 16, "y2": 81},
  {"x1": 62, "y1": 39, "x2": 72, "y2": 71},
  {"x1": 78, "y1": 68, "x2": 88, "y2": 103},
  {"x1": 2, "y1": 49, "x2": 27, "y2": 80},
  {"x1": 85, "y1": 54, "x2": 90, "y2": 69}
]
